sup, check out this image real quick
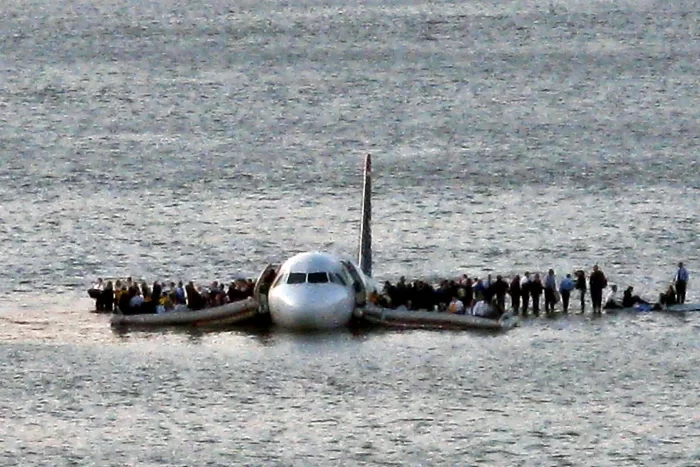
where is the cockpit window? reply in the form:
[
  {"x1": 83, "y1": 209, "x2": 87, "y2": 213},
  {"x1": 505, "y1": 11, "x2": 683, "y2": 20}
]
[
  {"x1": 342, "y1": 260, "x2": 364, "y2": 293},
  {"x1": 307, "y1": 272, "x2": 329, "y2": 284},
  {"x1": 271, "y1": 272, "x2": 285, "y2": 289},
  {"x1": 342, "y1": 261, "x2": 362, "y2": 282},
  {"x1": 287, "y1": 273, "x2": 307, "y2": 284},
  {"x1": 331, "y1": 273, "x2": 347, "y2": 286}
]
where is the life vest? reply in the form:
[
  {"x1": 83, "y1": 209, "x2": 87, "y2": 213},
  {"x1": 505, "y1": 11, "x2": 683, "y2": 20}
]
[{"x1": 160, "y1": 296, "x2": 173, "y2": 309}]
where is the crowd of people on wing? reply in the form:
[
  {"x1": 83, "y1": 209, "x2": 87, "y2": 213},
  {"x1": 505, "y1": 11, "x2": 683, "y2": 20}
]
[
  {"x1": 88, "y1": 263, "x2": 689, "y2": 317},
  {"x1": 375, "y1": 262, "x2": 690, "y2": 317},
  {"x1": 88, "y1": 277, "x2": 256, "y2": 315}
]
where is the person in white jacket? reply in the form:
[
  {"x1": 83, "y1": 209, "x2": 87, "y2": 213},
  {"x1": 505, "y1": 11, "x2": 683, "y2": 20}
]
[{"x1": 604, "y1": 285, "x2": 623, "y2": 310}]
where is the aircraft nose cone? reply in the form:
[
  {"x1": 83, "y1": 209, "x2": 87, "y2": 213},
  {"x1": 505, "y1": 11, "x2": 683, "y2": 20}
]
[{"x1": 271, "y1": 285, "x2": 354, "y2": 330}]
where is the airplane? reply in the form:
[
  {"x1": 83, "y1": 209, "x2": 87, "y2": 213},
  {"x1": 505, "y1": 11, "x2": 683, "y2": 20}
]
[
  {"x1": 264, "y1": 153, "x2": 379, "y2": 330},
  {"x1": 108, "y1": 154, "x2": 527, "y2": 331}
]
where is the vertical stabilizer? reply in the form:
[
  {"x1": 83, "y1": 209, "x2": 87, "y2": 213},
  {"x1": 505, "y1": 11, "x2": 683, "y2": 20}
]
[{"x1": 358, "y1": 153, "x2": 372, "y2": 277}]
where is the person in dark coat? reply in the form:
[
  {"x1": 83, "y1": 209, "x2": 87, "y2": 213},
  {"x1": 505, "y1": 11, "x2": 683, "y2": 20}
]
[
  {"x1": 509, "y1": 275, "x2": 521, "y2": 314},
  {"x1": 483, "y1": 274, "x2": 494, "y2": 303},
  {"x1": 119, "y1": 287, "x2": 136, "y2": 315},
  {"x1": 185, "y1": 281, "x2": 205, "y2": 311},
  {"x1": 492, "y1": 275, "x2": 509, "y2": 310},
  {"x1": 622, "y1": 286, "x2": 649, "y2": 308},
  {"x1": 589, "y1": 265, "x2": 608, "y2": 314},
  {"x1": 226, "y1": 282, "x2": 238, "y2": 303},
  {"x1": 152, "y1": 281, "x2": 162, "y2": 305},
  {"x1": 530, "y1": 273, "x2": 544, "y2": 316},
  {"x1": 544, "y1": 269, "x2": 557, "y2": 314},
  {"x1": 521, "y1": 272, "x2": 531, "y2": 316},
  {"x1": 575, "y1": 270, "x2": 587, "y2": 313},
  {"x1": 463, "y1": 278, "x2": 474, "y2": 309},
  {"x1": 394, "y1": 276, "x2": 408, "y2": 308},
  {"x1": 658, "y1": 285, "x2": 677, "y2": 307},
  {"x1": 101, "y1": 281, "x2": 114, "y2": 312}
]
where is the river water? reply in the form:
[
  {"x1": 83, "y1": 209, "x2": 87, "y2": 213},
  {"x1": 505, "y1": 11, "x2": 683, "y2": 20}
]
[{"x1": 1, "y1": 0, "x2": 698, "y2": 465}]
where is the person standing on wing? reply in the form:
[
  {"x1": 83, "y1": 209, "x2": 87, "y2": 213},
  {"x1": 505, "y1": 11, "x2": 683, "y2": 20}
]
[
  {"x1": 530, "y1": 273, "x2": 544, "y2": 317},
  {"x1": 520, "y1": 272, "x2": 531, "y2": 316},
  {"x1": 509, "y1": 275, "x2": 521, "y2": 314},
  {"x1": 675, "y1": 262, "x2": 689, "y2": 304},
  {"x1": 559, "y1": 273, "x2": 576, "y2": 313},
  {"x1": 575, "y1": 270, "x2": 587, "y2": 313},
  {"x1": 589, "y1": 265, "x2": 608, "y2": 315},
  {"x1": 544, "y1": 269, "x2": 557, "y2": 314}
]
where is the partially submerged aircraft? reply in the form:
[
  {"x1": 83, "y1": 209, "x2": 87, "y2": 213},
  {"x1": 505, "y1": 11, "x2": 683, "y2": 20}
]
[
  {"x1": 266, "y1": 154, "x2": 378, "y2": 330},
  {"x1": 109, "y1": 154, "x2": 695, "y2": 330},
  {"x1": 262, "y1": 153, "x2": 518, "y2": 331},
  {"x1": 111, "y1": 154, "x2": 519, "y2": 331}
]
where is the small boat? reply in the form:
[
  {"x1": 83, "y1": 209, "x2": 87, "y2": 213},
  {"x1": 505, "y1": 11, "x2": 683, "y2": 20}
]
[
  {"x1": 110, "y1": 298, "x2": 260, "y2": 327},
  {"x1": 357, "y1": 306, "x2": 519, "y2": 331}
]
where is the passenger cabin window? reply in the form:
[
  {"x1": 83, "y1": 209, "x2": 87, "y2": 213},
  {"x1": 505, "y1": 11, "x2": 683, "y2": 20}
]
[
  {"x1": 307, "y1": 272, "x2": 329, "y2": 284},
  {"x1": 287, "y1": 272, "x2": 307, "y2": 284}
]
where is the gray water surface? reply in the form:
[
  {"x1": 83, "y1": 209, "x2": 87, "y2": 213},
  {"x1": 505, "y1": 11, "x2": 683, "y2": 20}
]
[{"x1": 1, "y1": 0, "x2": 698, "y2": 464}]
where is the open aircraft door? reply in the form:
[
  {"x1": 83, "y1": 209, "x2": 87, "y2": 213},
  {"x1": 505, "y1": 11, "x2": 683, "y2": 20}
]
[
  {"x1": 253, "y1": 263, "x2": 279, "y2": 312},
  {"x1": 341, "y1": 260, "x2": 367, "y2": 308}
]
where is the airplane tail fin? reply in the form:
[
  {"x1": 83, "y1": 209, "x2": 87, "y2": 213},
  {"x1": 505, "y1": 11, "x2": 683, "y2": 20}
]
[{"x1": 358, "y1": 153, "x2": 372, "y2": 277}]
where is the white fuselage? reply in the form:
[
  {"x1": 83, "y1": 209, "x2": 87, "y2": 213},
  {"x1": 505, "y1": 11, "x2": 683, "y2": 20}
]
[
  {"x1": 267, "y1": 252, "x2": 372, "y2": 330},
  {"x1": 267, "y1": 154, "x2": 375, "y2": 330}
]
